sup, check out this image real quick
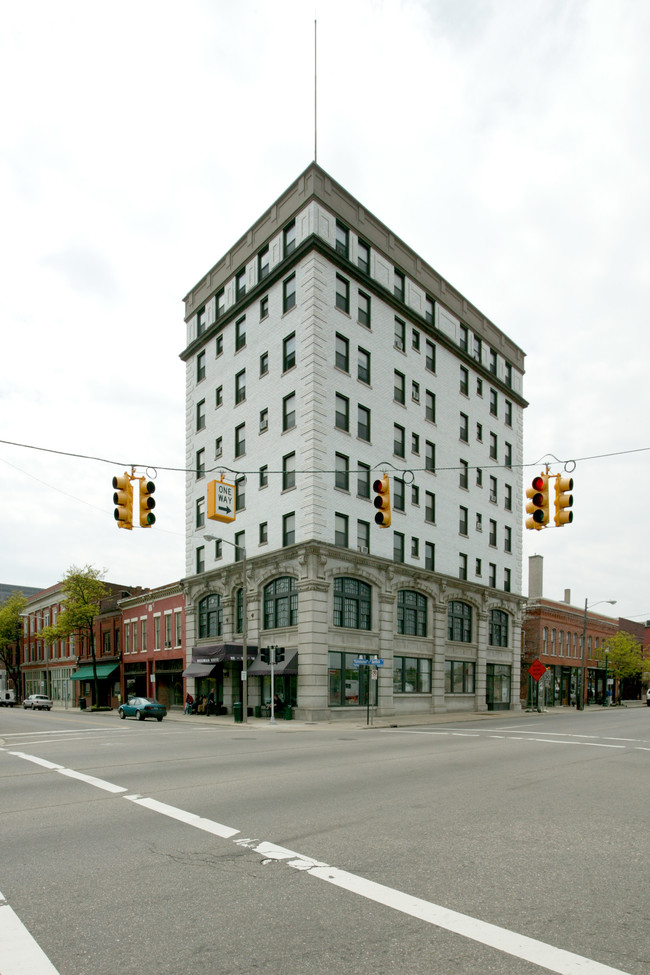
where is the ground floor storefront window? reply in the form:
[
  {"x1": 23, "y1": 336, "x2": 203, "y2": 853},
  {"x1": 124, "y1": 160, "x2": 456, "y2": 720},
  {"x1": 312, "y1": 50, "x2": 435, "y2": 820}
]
[
  {"x1": 394, "y1": 656, "x2": 431, "y2": 693},
  {"x1": 328, "y1": 652, "x2": 375, "y2": 706},
  {"x1": 445, "y1": 660, "x2": 475, "y2": 694},
  {"x1": 486, "y1": 663, "x2": 511, "y2": 711}
]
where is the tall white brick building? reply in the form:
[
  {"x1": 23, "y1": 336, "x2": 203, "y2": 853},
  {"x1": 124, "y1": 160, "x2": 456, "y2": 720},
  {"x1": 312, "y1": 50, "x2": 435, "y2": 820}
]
[{"x1": 180, "y1": 164, "x2": 526, "y2": 720}]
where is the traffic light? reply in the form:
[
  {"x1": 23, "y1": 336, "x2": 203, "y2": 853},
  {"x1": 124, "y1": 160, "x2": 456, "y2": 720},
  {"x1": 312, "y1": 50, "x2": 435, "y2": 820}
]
[
  {"x1": 260, "y1": 647, "x2": 271, "y2": 664},
  {"x1": 275, "y1": 647, "x2": 285, "y2": 663},
  {"x1": 554, "y1": 475, "x2": 574, "y2": 527},
  {"x1": 525, "y1": 473, "x2": 549, "y2": 530},
  {"x1": 113, "y1": 474, "x2": 134, "y2": 530},
  {"x1": 373, "y1": 474, "x2": 391, "y2": 527},
  {"x1": 139, "y1": 479, "x2": 156, "y2": 527}
]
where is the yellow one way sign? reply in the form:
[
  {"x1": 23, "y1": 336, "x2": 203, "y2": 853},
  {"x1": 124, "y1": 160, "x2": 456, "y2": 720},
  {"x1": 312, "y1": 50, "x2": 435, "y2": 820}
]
[{"x1": 207, "y1": 479, "x2": 236, "y2": 523}]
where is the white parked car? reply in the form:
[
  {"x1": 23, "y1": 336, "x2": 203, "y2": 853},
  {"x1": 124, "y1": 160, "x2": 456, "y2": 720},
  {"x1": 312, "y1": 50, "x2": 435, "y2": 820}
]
[
  {"x1": 646, "y1": 688, "x2": 650, "y2": 707},
  {"x1": 23, "y1": 694, "x2": 53, "y2": 711}
]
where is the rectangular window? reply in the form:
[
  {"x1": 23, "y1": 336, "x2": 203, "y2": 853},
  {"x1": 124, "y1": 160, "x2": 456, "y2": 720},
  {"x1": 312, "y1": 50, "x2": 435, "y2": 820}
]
[
  {"x1": 412, "y1": 433, "x2": 420, "y2": 455},
  {"x1": 425, "y1": 491, "x2": 435, "y2": 523},
  {"x1": 258, "y1": 246, "x2": 269, "y2": 281},
  {"x1": 216, "y1": 288, "x2": 225, "y2": 318},
  {"x1": 460, "y1": 366, "x2": 469, "y2": 396},
  {"x1": 490, "y1": 388, "x2": 498, "y2": 416},
  {"x1": 234, "y1": 531, "x2": 245, "y2": 562},
  {"x1": 357, "y1": 520, "x2": 370, "y2": 552},
  {"x1": 235, "y1": 476, "x2": 245, "y2": 511},
  {"x1": 504, "y1": 526, "x2": 512, "y2": 553},
  {"x1": 235, "y1": 268, "x2": 246, "y2": 301},
  {"x1": 505, "y1": 399, "x2": 513, "y2": 427},
  {"x1": 394, "y1": 317, "x2": 406, "y2": 349},
  {"x1": 215, "y1": 333, "x2": 223, "y2": 357},
  {"x1": 473, "y1": 336, "x2": 482, "y2": 362},
  {"x1": 259, "y1": 465, "x2": 269, "y2": 489},
  {"x1": 357, "y1": 462, "x2": 370, "y2": 499},
  {"x1": 336, "y1": 274, "x2": 350, "y2": 313},
  {"x1": 197, "y1": 351, "x2": 206, "y2": 382},
  {"x1": 283, "y1": 333, "x2": 296, "y2": 372},
  {"x1": 459, "y1": 506, "x2": 468, "y2": 536},
  {"x1": 234, "y1": 370, "x2": 246, "y2": 404},
  {"x1": 459, "y1": 553, "x2": 468, "y2": 580},
  {"x1": 445, "y1": 660, "x2": 475, "y2": 694},
  {"x1": 214, "y1": 437, "x2": 222, "y2": 458},
  {"x1": 393, "y1": 531, "x2": 405, "y2": 563},
  {"x1": 282, "y1": 392, "x2": 296, "y2": 431},
  {"x1": 282, "y1": 512, "x2": 295, "y2": 547},
  {"x1": 283, "y1": 274, "x2": 296, "y2": 312},
  {"x1": 335, "y1": 452, "x2": 349, "y2": 491},
  {"x1": 489, "y1": 519, "x2": 497, "y2": 546},
  {"x1": 260, "y1": 351, "x2": 269, "y2": 376},
  {"x1": 412, "y1": 329, "x2": 420, "y2": 352},
  {"x1": 335, "y1": 221, "x2": 349, "y2": 258},
  {"x1": 505, "y1": 442, "x2": 512, "y2": 468},
  {"x1": 505, "y1": 362, "x2": 513, "y2": 388},
  {"x1": 215, "y1": 385, "x2": 223, "y2": 408},
  {"x1": 425, "y1": 296, "x2": 435, "y2": 325},
  {"x1": 489, "y1": 476, "x2": 498, "y2": 503},
  {"x1": 394, "y1": 269, "x2": 405, "y2": 301},
  {"x1": 259, "y1": 522, "x2": 268, "y2": 544},
  {"x1": 489, "y1": 433, "x2": 498, "y2": 460},
  {"x1": 358, "y1": 291, "x2": 371, "y2": 327},
  {"x1": 490, "y1": 349, "x2": 498, "y2": 375},
  {"x1": 358, "y1": 239, "x2": 370, "y2": 274},
  {"x1": 504, "y1": 484, "x2": 512, "y2": 511},
  {"x1": 411, "y1": 380, "x2": 420, "y2": 402},
  {"x1": 196, "y1": 497, "x2": 205, "y2": 529},
  {"x1": 283, "y1": 220, "x2": 296, "y2": 257},
  {"x1": 196, "y1": 546, "x2": 205, "y2": 575},
  {"x1": 425, "y1": 542, "x2": 435, "y2": 570},
  {"x1": 260, "y1": 294, "x2": 269, "y2": 320},
  {"x1": 235, "y1": 316, "x2": 246, "y2": 351},
  {"x1": 196, "y1": 399, "x2": 206, "y2": 431},
  {"x1": 282, "y1": 451, "x2": 296, "y2": 491},
  {"x1": 335, "y1": 513, "x2": 349, "y2": 548},
  {"x1": 357, "y1": 405, "x2": 371, "y2": 442},
  {"x1": 394, "y1": 423, "x2": 406, "y2": 458},
  {"x1": 394, "y1": 657, "x2": 432, "y2": 694},
  {"x1": 335, "y1": 393, "x2": 349, "y2": 432},
  {"x1": 411, "y1": 537, "x2": 419, "y2": 558},
  {"x1": 459, "y1": 324, "x2": 468, "y2": 352},
  {"x1": 357, "y1": 347, "x2": 370, "y2": 384},
  {"x1": 459, "y1": 459, "x2": 468, "y2": 489},
  {"x1": 425, "y1": 441, "x2": 436, "y2": 473},
  {"x1": 460, "y1": 412, "x2": 469, "y2": 442},
  {"x1": 393, "y1": 477, "x2": 405, "y2": 512},
  {"x1": 196, "y1": 448, "x2": 205, "y2": 479},
  {"x1": 425, "y1": 390, "x2": 436, "y2": 423},
  {"x1": 504, "y1": 568, "x2": 511, "y2": 592},
  {"x1": 335, "y1": 333, "x2": 350, "y2": 372},
  {"x1": 259, "y1": 408, "x2": 268, "y2": 432},
  {"x1": 489, "y1": 563, "x2": 497, "y2": 587},
  {"x1": 394, "y1": 370, "x2": 405, "y2": 404},
  {"x1": 425, "y1": 340, "x2": 436, "y2": 372},
  {"x1": 197, "y1": 306, "x2": 206, "y2": 336},
  {"x1": 234, "y1": 423, "x2": 246, "y2": 458}
]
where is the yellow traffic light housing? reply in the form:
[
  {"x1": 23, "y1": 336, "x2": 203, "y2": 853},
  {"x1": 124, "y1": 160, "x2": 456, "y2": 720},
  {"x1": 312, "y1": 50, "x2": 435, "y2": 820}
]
[
  {"x1": 139, "y1": 479, "x2": 156, "y2": 527},
  {"x1": 373, "y1": 474, "x2": 392, "y2": 527},
  {"x1": 554, "y1": 475, "x2": 574, "y2": 527},
  {"x1": 525, "y1": 473, "x2": 549, "y2": 530},
  {"x1": 113, "y1": 474, "x2": 134, "y2": 530}
]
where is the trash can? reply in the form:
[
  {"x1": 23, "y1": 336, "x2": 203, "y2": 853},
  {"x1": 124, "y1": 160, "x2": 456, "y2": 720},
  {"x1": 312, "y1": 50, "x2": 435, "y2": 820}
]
[
  {"x1": 284, "y1": 704, "x2": 293, "y2": 721},
  {"x1": 233, "y1": 702, "x2": 243, "y2": 723},
  {"x1": 79, "y1": 698, "x2": 86, "y2": 710},
  {"x1": 254, "y1": 705, "x2": 262, "y2": 718}
]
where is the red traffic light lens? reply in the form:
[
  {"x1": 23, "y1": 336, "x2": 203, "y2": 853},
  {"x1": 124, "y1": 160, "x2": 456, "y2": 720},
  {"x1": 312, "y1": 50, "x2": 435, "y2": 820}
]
[{"x1": 531, "y1": 476, "x2": 544, "y2": 491}]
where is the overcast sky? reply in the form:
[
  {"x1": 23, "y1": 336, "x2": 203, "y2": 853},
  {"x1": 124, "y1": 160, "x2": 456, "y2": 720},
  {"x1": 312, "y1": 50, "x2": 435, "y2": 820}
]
[{"x1": 1, "y1": 0, "x2": 648, "y2": 623}]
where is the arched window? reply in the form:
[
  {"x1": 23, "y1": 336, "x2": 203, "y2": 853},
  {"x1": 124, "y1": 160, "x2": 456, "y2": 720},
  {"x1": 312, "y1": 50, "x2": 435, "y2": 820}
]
[
  {"x1": 397, "y1": 590, "x2": 427, "y2": 636},
  {"x1": 448, "y1": 600, "x2": 472, "y2": 643},
  {"x1": 489, "y1": 610, "x2": 509, "y2": 647},
  {"x1": 198, "y1": 594, "x2": 222, "y2": 639},
  {"x1": 263, "y1": 577, "x2": 298, "y2": 629},
  {"x1": 333, "y1": 578, "x2": 371, "y2": 630}
]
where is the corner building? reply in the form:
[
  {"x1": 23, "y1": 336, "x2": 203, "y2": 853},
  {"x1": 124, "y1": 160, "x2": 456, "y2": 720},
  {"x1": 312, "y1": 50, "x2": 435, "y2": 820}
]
[{"x1": 180, "y1": 164, "x2": 526, "y2": 720}]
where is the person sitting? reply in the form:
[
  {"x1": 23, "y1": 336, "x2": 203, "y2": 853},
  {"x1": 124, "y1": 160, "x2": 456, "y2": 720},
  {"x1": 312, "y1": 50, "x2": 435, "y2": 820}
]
[
  {"x1": 273, "y1": 693, "x2": 284, "y2": 717},
  {"x1": 184, "y1": 693, "x2": 194, "y2": 715},
  {"x1": 197, "y1": 695, "x2": 206, "y2": 714}
]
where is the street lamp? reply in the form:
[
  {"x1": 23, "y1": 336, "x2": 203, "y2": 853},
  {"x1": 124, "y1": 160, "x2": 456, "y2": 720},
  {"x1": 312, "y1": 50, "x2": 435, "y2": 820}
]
[
  {"x1": 204, "y1": 534, "x2": 248, "y2": 723},
  {"x1": 603, "y1": 649, "x2": 610, "y2": 706},
  {"x1": 578, "y1": 598, "x2": 617, "y2": 710}
]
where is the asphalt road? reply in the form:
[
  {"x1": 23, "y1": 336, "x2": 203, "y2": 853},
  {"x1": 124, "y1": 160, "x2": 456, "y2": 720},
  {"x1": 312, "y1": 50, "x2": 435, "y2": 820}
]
[{"x1": 1, "y1": 706, "x2": 648, "y2": 975}]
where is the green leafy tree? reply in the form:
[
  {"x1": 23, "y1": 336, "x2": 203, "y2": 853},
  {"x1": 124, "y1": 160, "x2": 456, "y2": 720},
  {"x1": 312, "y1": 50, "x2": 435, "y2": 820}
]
[
  {"x1": 41, "y1": 566, "x2": 109, "y2": 709},
  {"x1": 599, "y1": 631, "x2": 644, "y2": 703},
  {"x1": 0, "y1": 592, "x2": 27, "y2": 697}
]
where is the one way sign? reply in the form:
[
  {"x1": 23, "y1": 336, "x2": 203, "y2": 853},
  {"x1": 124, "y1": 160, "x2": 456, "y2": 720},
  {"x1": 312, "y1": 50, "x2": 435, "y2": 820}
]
[{"x1": 207, "y1": 479, "x2": 236, "y2": 523}]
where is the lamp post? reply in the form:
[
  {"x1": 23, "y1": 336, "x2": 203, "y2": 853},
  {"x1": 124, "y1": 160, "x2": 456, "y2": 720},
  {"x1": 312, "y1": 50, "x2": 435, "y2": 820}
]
[
  {"x1": 204, "y1": 534, "x2": 248, "y2": 723},
  {"x1": 603, "y1": 649, "x2": 610, "y2": 706},
  {"x1": 578, "y1": 598, "x2": 616, "y2": 710}
]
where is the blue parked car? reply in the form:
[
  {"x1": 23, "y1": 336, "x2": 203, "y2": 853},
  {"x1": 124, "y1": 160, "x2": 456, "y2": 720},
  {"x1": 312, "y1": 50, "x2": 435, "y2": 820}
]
[{"x1": 118, "y1": 697, "x2": 166, "y2": 722}]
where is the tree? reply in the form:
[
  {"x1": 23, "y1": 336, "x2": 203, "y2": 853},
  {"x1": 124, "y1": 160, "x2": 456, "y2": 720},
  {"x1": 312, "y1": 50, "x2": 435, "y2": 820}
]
[
  {"x1": 0, "y1": 591, "x2": 27, "y2": 698},
  {"x1": 41, "y1": 566, "x2": 109, "y2": 709},
  {"x1": 598, "y1": 631, "x2": 644, "y2": 704}
]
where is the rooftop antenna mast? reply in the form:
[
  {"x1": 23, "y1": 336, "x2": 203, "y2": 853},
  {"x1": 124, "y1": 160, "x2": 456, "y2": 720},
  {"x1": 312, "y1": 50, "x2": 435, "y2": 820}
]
[{"x1": 314, "y1": 17, "x2": 318, "y2": 162}]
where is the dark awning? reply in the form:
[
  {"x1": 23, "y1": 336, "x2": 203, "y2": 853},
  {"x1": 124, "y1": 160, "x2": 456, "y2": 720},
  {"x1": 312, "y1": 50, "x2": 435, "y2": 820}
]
[
  {"x1": 182, "y1": 663, "x2": 217, "y2": 678},
  {"x1": 71, "y1": 663, "x2": 119, "y2": 681},
  {"x1": 247, "y1": 650, "x2": 298, "y2": 676},
  {"x1": 191, "y1": 644, "x2": 257, "y2": 665}
]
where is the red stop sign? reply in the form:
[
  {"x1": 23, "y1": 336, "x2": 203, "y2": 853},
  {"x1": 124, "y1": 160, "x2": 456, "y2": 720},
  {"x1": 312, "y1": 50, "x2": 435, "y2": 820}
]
[{"x1": 528, "y1": 659, "x2": 546, "y2": 682}]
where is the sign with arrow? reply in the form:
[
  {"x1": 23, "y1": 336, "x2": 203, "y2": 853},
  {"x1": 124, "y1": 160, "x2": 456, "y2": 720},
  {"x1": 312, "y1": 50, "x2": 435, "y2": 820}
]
[{"x1": 207, "y1": 479, "x2": 236, "y2": 523}]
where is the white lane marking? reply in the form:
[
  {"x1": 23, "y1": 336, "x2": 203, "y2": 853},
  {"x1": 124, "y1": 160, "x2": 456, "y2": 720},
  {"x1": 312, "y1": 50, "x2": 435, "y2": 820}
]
[
  {"x1": 9, "y1": 752, "x2": 64, "y2": 769},
  {"x1": 124, "y1": 795, "x2": 239, "y2": 839},
  {"x1": 0, "y1": 892, "x2": 60, "y2": 974},
  {"x1": 306, "y1": 867, "x2": 631, "y2": 975},
  {"x1": 58, "y1": 768, "x2": 127, "y2": 793}
]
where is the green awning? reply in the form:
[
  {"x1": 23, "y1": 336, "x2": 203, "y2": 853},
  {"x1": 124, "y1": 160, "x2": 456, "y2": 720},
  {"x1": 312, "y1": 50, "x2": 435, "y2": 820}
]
[{"x1": 70, "y1": 663, "x2": 119, "y2": 681}]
